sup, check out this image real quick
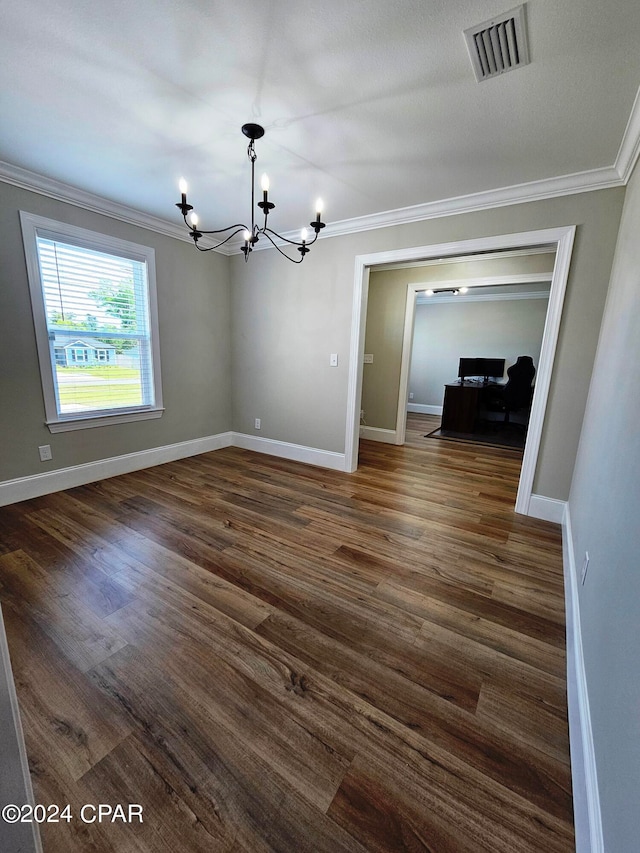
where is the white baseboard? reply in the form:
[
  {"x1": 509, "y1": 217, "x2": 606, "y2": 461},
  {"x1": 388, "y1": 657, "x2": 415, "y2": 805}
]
[
  {"x1": 0, "y1": 432, "x2": 234, "y2": 506},
  {"x1": 562, "y1": 506, "x2": 604, "y2": 853},
  {"x1": 0, "y1": 431, "x2": 350, "y2": 507},
  {"x1": 359, "y1": 426, "x2": 398, "y2": 444},
  {"x1": 527, "y1": 493, "x2": 566, "y2": 524},
  {"x1": 0, "y1": 604, "x2": 42, "y2": 852},
  {"x1": 407, "y1": 403, "x2": 443, "y2": 415},
  {"x1": 231, "y1": 433, "x2": 347, "y2": 471}
]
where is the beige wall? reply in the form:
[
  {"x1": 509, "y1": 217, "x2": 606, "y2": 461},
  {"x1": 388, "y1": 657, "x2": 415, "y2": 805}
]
[
  {"x1": 568, "y1": 162, "x2": 640, "y2": 852},
  {"x1": 0, "y1": 182, "x2": 232, "y2": 483},
  {"x1": 361, "y1": 271, "x2": 407, "y2": 430},
  {"x1": 0, "y1": 182, "x2": 625, "y2": 504},
  {"x1": 231, "y1": 188, "x2": 623, "y2": 500}
]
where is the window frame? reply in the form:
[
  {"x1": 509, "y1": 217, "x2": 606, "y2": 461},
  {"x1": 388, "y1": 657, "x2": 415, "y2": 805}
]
[{"x1": 20, "y1": 211, "x2": 164, "y2": 433}]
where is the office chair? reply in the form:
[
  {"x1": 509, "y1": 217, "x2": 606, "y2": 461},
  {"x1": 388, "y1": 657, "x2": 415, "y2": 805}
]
[{"x1": 485, "y1": 355, "x2": 536, "y2": 425}]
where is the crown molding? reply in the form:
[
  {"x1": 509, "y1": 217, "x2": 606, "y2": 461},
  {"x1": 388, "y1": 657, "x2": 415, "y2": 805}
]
[
  {"x1": 232, "y1": 164, "x2": 622, "y2": 254},
  {"x1": 0, "y1": 159, "x2": 225, "y2": 252},
  {"x1": 614, "y1": 85, "x2": 640, "y2": 184},
  {"x1": 0, "y1": 152, "x2": 629, "y2": 258}
]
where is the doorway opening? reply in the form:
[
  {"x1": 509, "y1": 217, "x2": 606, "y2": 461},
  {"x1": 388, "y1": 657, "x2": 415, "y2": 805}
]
[{"x1": 344, "y1": 227, "x2": 576, "y2": 515}]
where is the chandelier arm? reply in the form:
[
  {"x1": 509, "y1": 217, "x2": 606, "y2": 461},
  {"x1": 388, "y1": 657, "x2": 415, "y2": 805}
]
[
  {"x1": 193, "y1": 242, "x2": 223, "y2": 253},
  {"x1": 261, "y1": 226, "x2": 319, "y2": 248},
  {"x1": 192, "y1": 227, "x2": 249, "y2": 251},
  {"x1": 259, "y1": 229, "x2": 305, "y2": 263},
  {"x1": 183, "y1": 215, "x2": 250, "y2": 237}
]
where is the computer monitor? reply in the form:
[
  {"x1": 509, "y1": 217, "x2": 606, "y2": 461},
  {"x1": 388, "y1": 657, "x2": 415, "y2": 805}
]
[{"x1": 458, "y1": 357, "x2": 505, "y2": 383}]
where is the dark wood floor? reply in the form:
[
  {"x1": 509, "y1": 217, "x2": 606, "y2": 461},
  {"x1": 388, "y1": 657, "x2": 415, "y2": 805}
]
[{"x1": 0, "y1": 414, "x2": 573, "y2": 852}]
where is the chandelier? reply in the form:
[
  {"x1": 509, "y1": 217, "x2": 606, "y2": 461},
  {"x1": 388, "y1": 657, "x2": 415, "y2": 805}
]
[{"x1": 175, "y1": 123, "x2": 325, "y2": 263}]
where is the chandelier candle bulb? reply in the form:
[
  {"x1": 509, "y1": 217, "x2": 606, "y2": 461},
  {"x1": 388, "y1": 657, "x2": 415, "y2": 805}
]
[
  {"x1": 179, "y1": 177, "x2": 188, "y2": 206},
  {"x1": 261, "y1": 173, "x2": 270, "y2": 194}
]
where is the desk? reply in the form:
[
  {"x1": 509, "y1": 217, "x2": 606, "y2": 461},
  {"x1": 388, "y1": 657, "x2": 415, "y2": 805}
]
[{"x1": 441, "y1": 381, "x2": 499, "y2": 433}]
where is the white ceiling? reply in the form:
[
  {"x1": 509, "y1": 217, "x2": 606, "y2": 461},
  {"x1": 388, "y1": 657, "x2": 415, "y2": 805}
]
[{"x1": 1, "y1": 0, "x2": 640, "y2": 239}]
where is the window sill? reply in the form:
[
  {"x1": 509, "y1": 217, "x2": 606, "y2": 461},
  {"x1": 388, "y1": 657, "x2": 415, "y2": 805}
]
[{"x1": 46, "y1": 407, "x2": 165, "y2": 433}]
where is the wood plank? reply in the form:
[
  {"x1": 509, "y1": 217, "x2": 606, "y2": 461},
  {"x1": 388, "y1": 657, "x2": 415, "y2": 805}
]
[{"x1": 0, "y1": 414, "x2": 574, "y2": 851}]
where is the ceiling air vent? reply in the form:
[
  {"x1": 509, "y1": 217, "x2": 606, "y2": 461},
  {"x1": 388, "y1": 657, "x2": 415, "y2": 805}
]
[{"x1": 464, "y1": 4, "x2": 530, "y2": 82}]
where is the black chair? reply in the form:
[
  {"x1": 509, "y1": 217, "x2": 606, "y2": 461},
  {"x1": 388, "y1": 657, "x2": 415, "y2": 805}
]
[{"x1": 484, "y1": 356, "x2": 536, "y2": 425}]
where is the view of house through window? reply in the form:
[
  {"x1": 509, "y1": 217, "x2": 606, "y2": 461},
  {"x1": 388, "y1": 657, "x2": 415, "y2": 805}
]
[{"x1": 35, "y1": 236, "x2": 154, "y2": 416}]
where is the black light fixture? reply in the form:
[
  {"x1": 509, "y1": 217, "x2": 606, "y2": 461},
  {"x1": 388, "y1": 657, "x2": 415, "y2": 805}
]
[
  {"x1": 175, "y1": 123, "x2": 325, "y2": 263},
  {"x1": 423, "y1": 286, "x2": 469, "y2": 296}
]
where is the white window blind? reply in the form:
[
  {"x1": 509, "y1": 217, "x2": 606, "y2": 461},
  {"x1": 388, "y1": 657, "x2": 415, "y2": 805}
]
[{"x1": 21, "y1": 212, "x2": 163, "y2": 432}]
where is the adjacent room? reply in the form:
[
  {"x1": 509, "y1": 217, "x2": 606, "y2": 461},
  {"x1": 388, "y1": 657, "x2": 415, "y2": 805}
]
[
  {"x1": 360, "y1": 248, "x2": 554, "y2": 457},
  {"x1": 1, "y1": 2, "x2": 640, "y2": 852}
]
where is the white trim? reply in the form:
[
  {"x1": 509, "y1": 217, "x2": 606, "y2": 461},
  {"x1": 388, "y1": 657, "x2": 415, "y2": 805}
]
[
  {"x1": 0, "y1": 158, "x2": 625, "y2": 256},
  {"x1": 527, "y1": 494, "x2": 566, "y2": 524},
  {"x1": 228, "y1": 167, "x2": 620, "y2": 253},
  {"x1": 562, "y1": 506, "x2": 604, "y2": 853},
  {"x1": 615, "y1": 84, "x2": 640, "y2": 184},
  {"x1": 232, "y1": 433, "x2": 346, "y2": 471},
  {"x1": 345, "y1": 226, "x2": 576, "y2": 518},
  {"x1": 47, "y1": 407, "x2": 164, "y2": 433},
  {"x1": 19, "y1": 211, "x2": 164, "y2": 433},
  {"x1": 516, "y1": 226, "x2": 575, "y2": 513},
  {"x1": 0, "y1": 159, "x2": 224, "y2": 250},
  {"x1": 359, "y1": 427, "x2": 398, "y2": 444},
  {"x1": 0, "y1": 432, "x2": 233, "y2": 507},
  {"x1": 407, "y1": 403, "x2": 443, "y2": 415},
  {"x1": 345, "y1": 261, "x2": 371, "y2": 472},
  {"x1": 0, "y1": 606, "x2": 43, "y2": 853}
]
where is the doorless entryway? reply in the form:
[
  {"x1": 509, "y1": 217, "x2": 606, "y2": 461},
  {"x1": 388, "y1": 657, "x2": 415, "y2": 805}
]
[{"x1": 345, "y1": 226, "x2": 576, "y2": 516}]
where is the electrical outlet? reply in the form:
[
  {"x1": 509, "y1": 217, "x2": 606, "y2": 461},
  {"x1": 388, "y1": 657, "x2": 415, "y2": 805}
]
[
  {"x1": 581, "y1": 552, "x2": 590, "y2": 585},
  {"x1": 38, "y1": 444, "x2": 52, "y2": 462},
  {"x1": 409, "y1": 392, "x2": 414, "y2": 400},
  {"x1": 363, "y1": 353, "x2": 373, "y2": 364},
  {"x1": 254, "y1": 418, "x2": 261, "y2": 430}
]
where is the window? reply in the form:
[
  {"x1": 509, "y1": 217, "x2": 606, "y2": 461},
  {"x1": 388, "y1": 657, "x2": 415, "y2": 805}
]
[
  {"x1": 20, "y1": 212, "x2": 163, "y2": 432},
  {"x1": 70, "y1": 347, "x2": 89, "y2": 363}
]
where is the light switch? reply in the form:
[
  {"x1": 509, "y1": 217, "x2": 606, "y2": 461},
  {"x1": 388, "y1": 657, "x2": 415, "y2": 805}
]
[{"x1": 330, "y1": 353, "x2": 338, "y2": 367}]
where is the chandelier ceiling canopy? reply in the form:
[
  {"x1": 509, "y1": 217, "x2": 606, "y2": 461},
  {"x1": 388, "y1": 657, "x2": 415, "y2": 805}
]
[{"x1": 176, "y1": 124, "x2": 325, "y2": 263}]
